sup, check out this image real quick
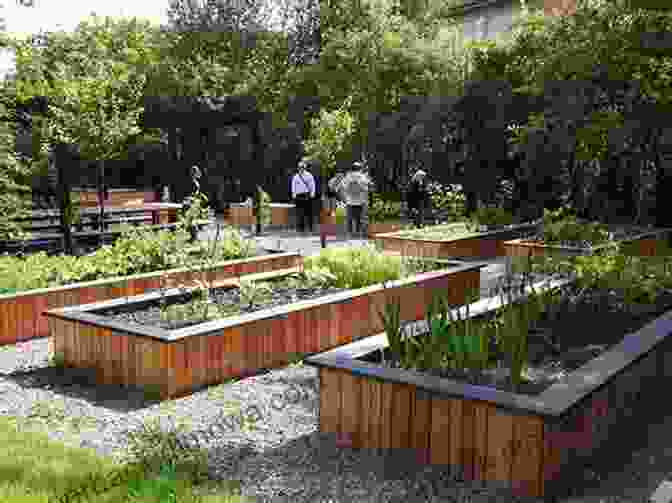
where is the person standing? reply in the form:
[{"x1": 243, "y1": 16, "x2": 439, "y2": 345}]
[
  {"x1": 320, "y1": 167, "x2": 346, "y2": 247},
  {"x1": 408, "y1": 169, "x2": 430, "y2": 228},
  {"x1": 335, "y1": 160, "x2": 373, "y2": 239},
  {"x1": 291, "y1": 159, "x2": 316, "y2": 233}
]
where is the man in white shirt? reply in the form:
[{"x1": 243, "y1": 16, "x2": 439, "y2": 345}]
[{"x1": 291, "y1": 159, "x2": 316, "y2": 233}]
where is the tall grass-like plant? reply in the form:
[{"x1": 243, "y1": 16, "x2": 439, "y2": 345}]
[
  {"x1": 376, "y1": 287, "x2": 404, "y2": 366},
  {"x1": 305, "y1": 246, "x2": 405, "y2": 289}
]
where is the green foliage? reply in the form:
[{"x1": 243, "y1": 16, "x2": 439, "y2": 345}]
[
  {"x1": 289, "y1": 267, "x2": 338, "y2": 289},
  {"x1": 123, "y1": 417, "x2": 209, "y2": 485},
  {"x1": 304, "y1": 246, "x2": 405, "y2": 289},
  {"x1": 394, "y1": 222, "x2": 479, "y2": 241},
  {"x1": 368, "y1": 193, "x2": 401, "y2": 222},
  {"x1": 0, "y1": 224, "x2": 253, "y2": 292},
  {"x1": 541, "y1": 208, "x2": 611, "y2": 245},
  {"x1": 253, "y1": 186, "x2": 272, "y2": 226},
  {"x1": 426, "y1": 183, "x2": 466, "y2": 221},
  {"x1": 0, "y1": 415, "x2": 245, "y2": 502},
  {"x1": 377, "y1": 290, "x2": 404, "y2": 364},
  {"x1": 303, "y1": 98, "x2": 356, "y2": 178},
  {"x1": 238, "y1": 279, "x2": 273, "y2": 308},
  {"x1": 0, "y1": 98, "x2": 33, "y2": 241},
  {"x1": 11, "y1": 16, "x2": 166, "y2": 163},
  {"x1": 469, "y1": 206, "x2": 514, "y2": 228}
]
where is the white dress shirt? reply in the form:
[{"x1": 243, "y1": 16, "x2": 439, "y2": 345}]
[{"x1": 291, "y1": 170, "x2": 316, "y2": 199}]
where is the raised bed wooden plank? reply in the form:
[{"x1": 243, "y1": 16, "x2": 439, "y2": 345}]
[
  {"x1": 0, "y1": 252, "x2": 301, "y2": 345},
  {"x1": 305, "y1": 278, "x2": 672, "y2": 499},
  {"x1": 319, "y1": 367, "x2": 341, "y2": 435},
  {"x1": 429, "y1": 397, "x2": 452, "y2": 466},
  {"x1": 504, "y1": 228, "x2": 671, "y2": 259},
  {"x1": 484, "y1": 405, "x2": 513, "y2": 487},
  {"x1": 512, "y1": 415, "x2": 543, "y2": 497},
  {"x1": 375, "y1": 223, "x2": 538, "y2": 259},
  {"x1": 360, "y1": 376, "x2": 383, "y2": 454},
  {"x1": 340, "y1": 372, "x2": 362, "y2": 448},
  {"x1": 45, "y1": 263, "x2": 483, "y2": 398},
  {"x1": 411, "y1": 388, "x2": 432, "y2": 464}
]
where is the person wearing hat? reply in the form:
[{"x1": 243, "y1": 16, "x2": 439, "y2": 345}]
[
  {"x1": 291, "y1": 158, "x2": 316, "y2": 233},
  {"x1": 335, "y1": 160, "x2": 373, "y2": 239},
  {"x1": 408, "y1": 169, "x2": 430, "y2": 228}
]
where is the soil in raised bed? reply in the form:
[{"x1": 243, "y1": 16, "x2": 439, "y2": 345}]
[
  {"x1": 361, "y1": 281, "x2": 672, "y2": 396},
  {"x1": 99, "y1": 277, "x2": 348, "y2": 330}
]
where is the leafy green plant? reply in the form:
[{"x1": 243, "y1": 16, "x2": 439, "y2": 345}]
[
  {"x1": 304, "y1": 246, "x2": 405, "y2": 289},
  {"x1": 368, "y1": 193, "x2": 401, "y2": 223},
  {"x1": 253, "y1": 186, "x2": 272, "y2": 228},
  {"x1": 123, "y1": 418, "x2": 209, "y2": 485},
  {"x1": 377, "y1": 290, "x2": 404, "y2": 365},
  {"x1": 238, "y1": 279, "x2": 273, "y2": 309},
  {"x1": 335, "y1": 205, "x2": 346, "y2": 225},
  {"x1": 540, "y1": 208, "x2": 611, "y2": 246},
  {"x1": 426, "y1": 182, "x2": 466, "y2": 221},
  {"x1": 287, "y1": 267, "x2": 338, "y2": 290},
  {"x1": 469, "y1": 206, "x2": 514, "y2": 229}
]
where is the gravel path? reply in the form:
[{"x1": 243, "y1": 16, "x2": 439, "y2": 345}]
[{"x1": 2, "y1": 318, "x2": 672, "y2": 501}]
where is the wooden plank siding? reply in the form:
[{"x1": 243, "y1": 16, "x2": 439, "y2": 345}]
[
  {"x1": 504, "y1": 231, "x2": 670, "y2": 260},
  {"x1": 319, "y1": 367, "x2": 546, "y2": 497},
  {"x1": 313, "y1": 310, "x2": 671, "y2": 499},
  {"x1": 0, "y1": 252, "x2": 301, "y2": 345},
  {"x1": 47, "y1": 263, "x2": 480, "y2": 401}
]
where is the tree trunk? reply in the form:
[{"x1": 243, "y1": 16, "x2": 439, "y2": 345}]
[
  {"x1": 97, "y1": 160, "x2": 106, "y2": 247},
  {"x1": 56, "y1": 145, "x2": 73, "y2": 255}
]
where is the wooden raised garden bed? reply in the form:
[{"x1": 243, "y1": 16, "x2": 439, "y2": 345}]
[
  {"x1": 367, "y1": 221, "x2": 405, "y2": 239},
  {"x1": 74, "y1": 188, "x2": 156, "y2": 208},
  {"x1": 504, "y1": 227, "x2": 672, "y2": 259},
  {"x1": 306, "y1": 276, "x2": 672, "y2": 499},
  {"x1": 375, "y1": 222, "x2": 540, "y2": 259},
  {"x1": 0, "y1": 251, "x2": 301, "y2": 345},
  {"x1": 44, "y1": 262, "x2": 483, "y2": 399},
  {"x1": 223, "y1": 203, "x2": 294, "y2": 227}
]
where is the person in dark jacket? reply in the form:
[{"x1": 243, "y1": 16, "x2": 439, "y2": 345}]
[{"x1": 407, "y1": 169, "x2": 430, "y2": 228}]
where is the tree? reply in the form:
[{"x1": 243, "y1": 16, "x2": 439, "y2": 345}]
[
  {"x1": 302, "y1": 97, "x2": 356, "y2": 178},
  {"x1": 466, "y1": 0, "x2": 672, "y2": 223},
  {"x1": 0, "y1": 92, "x2": 33, "y2": 241},
  {"x1": 7, "y1": 15, "x2": 166, "y2": 251}
]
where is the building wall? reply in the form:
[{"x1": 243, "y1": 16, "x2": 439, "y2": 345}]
[{"x1": 459, "y1": 0, "x2": 575, "y2": 41}]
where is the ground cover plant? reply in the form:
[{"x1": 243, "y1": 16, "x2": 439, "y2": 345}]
[
  {"x1": 102, "y1": 245, "x2": 450, "y2": 329},
  {"x1": 0, "y1": 224, "x2": 255, "y2": 293},
  {"x1": 369, "y1": 247, "x2": 672, "y2": 394},
  {"x1": 518, "y1": 207, "x2": 615, "y2": 248},
  {"x1": 368, "y1": 193, "x2": 402, "y2": 223},
  {"x1": 0, "y1": 414, "x2": 246, "y2": 502}
]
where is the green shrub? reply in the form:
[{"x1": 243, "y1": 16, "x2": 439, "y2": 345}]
[
  {"x1": 304, "y1": 246, "x2": 442, "y2": 289},
  {"x1": 0, "y1": 225, "x2": 255, "y2": 293},
  {"x1": 427, "y1": 182, "x2": 466, "y2": 220},
  {"x1": 470, "y1": 206, "x2": 514, "y2": 228},
  {"x1": 541, "y1": 208, "x2": 611, "y2": 245},
  {"x1": 368, "y1": 193, "x2": 401, "y2": 222}
]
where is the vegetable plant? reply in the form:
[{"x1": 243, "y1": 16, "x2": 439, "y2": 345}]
[
  {"x1": 468, "y1": 206, "x2": 514, "y2": 229},
  {"x1": 238, "y1": 279, "x2": 273, "y2": 309}
]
